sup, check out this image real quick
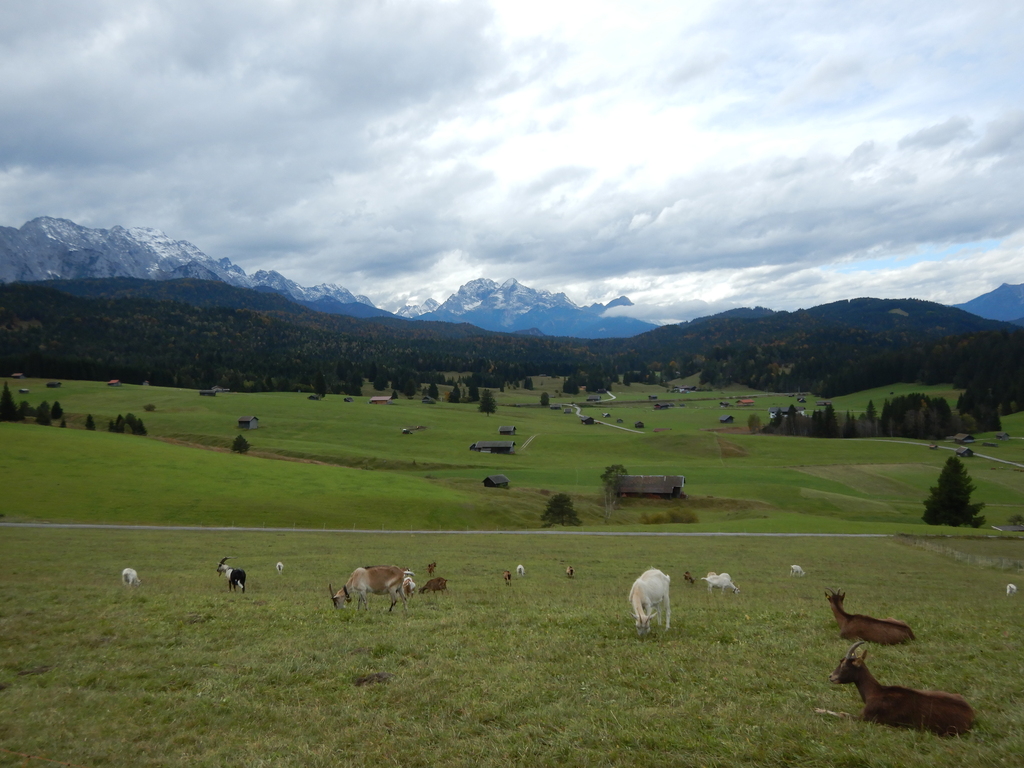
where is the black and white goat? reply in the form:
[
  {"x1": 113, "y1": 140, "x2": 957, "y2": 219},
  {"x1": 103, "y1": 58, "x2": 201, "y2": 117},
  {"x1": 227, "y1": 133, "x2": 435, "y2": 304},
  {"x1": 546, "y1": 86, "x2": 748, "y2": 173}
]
[{"x1": 216, "y1": 557, "x2": 246, "y2": 592}]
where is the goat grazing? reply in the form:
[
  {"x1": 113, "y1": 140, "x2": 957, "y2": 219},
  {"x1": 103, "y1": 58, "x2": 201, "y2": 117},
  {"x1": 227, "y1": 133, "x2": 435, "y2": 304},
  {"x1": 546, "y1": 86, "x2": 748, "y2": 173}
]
[
  {"x1": 702, "y1": 572, "x2": 740, "y2": 594},
  {"x1": 419, "y1": 577, "x2": 448, "y2": 594},
  {"x1": 790, "y1": 564, "x2": 805, "y2": 577},
  {"x1": 427, "y1": 561, "x2": 437, "y2": 576},
  {"x1": 825, "y1": 589, "x2": 914, "y2": 645},
  {"x1": 517, "y1": 564, "x2": 525, "y2": 577},
  {"x1": 629, "y1": 568, "x2": 671, "y2": 636},
  {"x1": 566, "y1": 565, "x2": 575, "y2": 579},
  {"x1": 1008, "y1": 584, "x2": 1018, "y2": 596},
  {"x1": 503, "y1": 570, "x2": 512, "y2": 586},
  {"x1": 121, "y1": 568, "x2": 141, "y2": 587},
  {"x1": 402, "y1": 576, "x2": 416, "y2": 599},
  {"x1": 216, "y1": 557, "x2": 246, "y2": 593},
  {"x1": 683, "y1": 571, "x2": 695, "y2": 585},
  {"x1": 330, "y1": 565, "x2": 409, "y2": 611},
  {"x1": 276, "y1": 561, "x2": 283, "y2": 574},
  {"x1": 829, "y1": 641, "x2": 974, "y2": 735}
]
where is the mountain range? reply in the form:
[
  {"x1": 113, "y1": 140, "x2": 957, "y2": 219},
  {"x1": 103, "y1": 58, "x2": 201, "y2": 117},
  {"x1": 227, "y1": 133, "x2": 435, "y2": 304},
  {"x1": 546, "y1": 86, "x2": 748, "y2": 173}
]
[{"x1": 0, "y1": 217, "x2": 655, "y2": 338}]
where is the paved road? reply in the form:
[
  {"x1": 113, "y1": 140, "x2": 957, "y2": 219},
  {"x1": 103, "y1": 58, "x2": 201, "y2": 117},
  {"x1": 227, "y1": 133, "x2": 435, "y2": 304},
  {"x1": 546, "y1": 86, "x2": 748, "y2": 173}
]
[{"x1": 0, "y1": 522, "x2": 886, "y2": 537}]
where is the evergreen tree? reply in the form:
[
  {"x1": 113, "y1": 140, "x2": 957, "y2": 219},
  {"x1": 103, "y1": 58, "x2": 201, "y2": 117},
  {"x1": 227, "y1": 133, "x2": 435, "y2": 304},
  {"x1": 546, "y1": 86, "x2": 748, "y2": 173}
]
[
  {"x1": 524, "y1": 377, "x2": 534, "y2": 390},
  {"x1": 541, "y1": 493, "x2": 582, "y2": 527},
  {"x1": 922, "y1": 456, "x2": 986, "y2": 528},
  {"x1": 540, "y1": 391, "x2": 550, "y2": 407},
  {"x1": 447, "y1": 384, "x2": 461, "y2": 404},
  {"x1": 17, "y1": 401, "x2": 29, "y2": 421},
  {"x1": 232, "y1": 434, "x2": 251, "y2": 453},
  {"x1": 313, "y1": 370, "x2": 328, "y2": 398},
  {"x1": 0, "y1": 382, "x2": 17, "y2": 422},
  {"x1": 35, "y1": 400, "x2": 52, "y2": 426},
  {"x1": 404, "y1": 378, "x2": 418, "y2": 398},
  {"x1": 747, "y1": 413, "x2": 761, "y2": 433},
  {"x1": 467, "y1": 383, "x2": 480, "y2": 402},
  {"x1": 60, "y1": 417, "x2": 67, "y2": 428},
  {"x1": 346, "y1": 371, "x2": 363, "y2": 396},
  {"x1": 600, "y1": 464, "x2": 627, "y2": 522},
  {"x1": 562, "y1": 377, "x2": 580, "y2": 395},
  {"x1": 51, "y1": 401, "x2": 63, "y2": 419},
  {"x1": 478, "y1": 389, "x2": 496, "y2": 416},
  {"x1": 428, "y1": 381, "x2": 439, "y2": 400},
  {"x1": 85, "y1": 414, "x2": 95, "y2": 431}
]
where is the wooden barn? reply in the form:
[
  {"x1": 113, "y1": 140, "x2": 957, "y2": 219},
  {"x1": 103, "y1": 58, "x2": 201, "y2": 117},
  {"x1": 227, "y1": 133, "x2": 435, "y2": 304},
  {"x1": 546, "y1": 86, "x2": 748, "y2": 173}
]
[
  {"x1": 483, "y1": 474, "x2": 510, "y2": 488},
  {"x1": 719, "y1": 415, "x2": 734, "y2": 423},
  {"x1": 238, "y1": 416, "x2": 259, "y2": 430},
  {"x1": 469, "y1": 440, "x2": 516, "y2": 454},
  {"x1": 498, "y1": 425, "x2": 517, "y2": 435},
  {"x1": 368, "y1": 395, "x2": 393, "y2": 405},
  {"x1": 616, "y1": 475, "x2": 686, "y2": 499}
]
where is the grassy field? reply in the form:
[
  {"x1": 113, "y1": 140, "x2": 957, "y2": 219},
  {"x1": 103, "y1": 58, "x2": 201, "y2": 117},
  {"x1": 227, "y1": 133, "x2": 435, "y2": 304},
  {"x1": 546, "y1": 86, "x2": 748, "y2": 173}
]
[
  {"x1": 1, "y1": 528, "x2": 1022, "y2": 767},
  {"x1": 2, "y1": 377, "x2": 1023, "y2": 533}
]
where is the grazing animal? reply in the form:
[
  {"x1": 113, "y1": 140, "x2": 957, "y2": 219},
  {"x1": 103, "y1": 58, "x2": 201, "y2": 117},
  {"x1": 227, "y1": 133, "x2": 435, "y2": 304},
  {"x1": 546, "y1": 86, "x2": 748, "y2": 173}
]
[
  {"x1": 516, "y1": 564, "x2": 525, "y2": 577},
  {"x1": 683, "y1": 571, "x2": 695, "y2": 585},
  {"x1": 825, "y1": 589, "x2": 914, "y2": 645},
  {"x1": 121, "y1": 568, "x2": 141, "y2": 587},
  {"x1": 566, "y1": 565, "x2": 575, "y2": 579},
  {"x1": 503, "y1": 570, "x2": 512, "y2": 586},
  {"x1": 790, "y1": 564, "x2": 805, "y2": 577},
  {"x1": 629, "y1": 568, "x2": 671, "y2": 636},
  {"x1": 829, "y1": 641, "x2": 974, "y2": 735},
  {"x1": 702, "y1": 572, "x2": 740, "y2": 594},
  {"x1": 276, "y1": 561, "x2": 284, "y2": 574},
  {"x1": 427, "y1": 561, "x2": 437, "y2": 576},
  {"x1": 329, "y1": 565, "x2": 409, "y2": 611},
  {"x1": 402, "y1": 576, "x2": 416, "y2": 598},
  {"x1": 216, "y1": 557, "x2": 246, "y2": 593},
  {"x1": 1008, "y1": 584, "x2": 1018, "y2": 596},
  {"x1": 419, "y1": 577, "x2": 448, "y2": 594}
]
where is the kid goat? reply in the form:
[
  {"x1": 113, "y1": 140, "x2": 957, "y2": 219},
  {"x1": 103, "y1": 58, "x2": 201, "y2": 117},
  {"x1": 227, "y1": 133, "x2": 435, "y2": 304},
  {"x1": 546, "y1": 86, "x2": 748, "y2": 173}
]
[
  {"x1": 829, "y1": 641, "x2": 974, "y2": 735},
  {"x1": 702, "y1": 572, "x2": 739, "y2": 594},
  {"x1": 330, "y1": 565, "x2": 409, "y2": 611},
  {"x1": 121, "y1": 568, "x2": 141, "y2": 587},
  {"x1": 629, "y1": 568, "x2": 671, "y2": 636},
  {"x1": 216, "y1": 557, "x2": 246, "y2": 592},
  {"x1": 825, "y1": 588, "x2": 914, "y2": 644}
]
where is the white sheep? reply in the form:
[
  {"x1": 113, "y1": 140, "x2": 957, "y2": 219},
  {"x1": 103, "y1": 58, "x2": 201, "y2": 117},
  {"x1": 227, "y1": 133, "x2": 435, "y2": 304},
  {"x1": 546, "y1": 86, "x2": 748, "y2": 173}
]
[
  {"x1": 790, "y1": 564, "x2": 805, "y2": 577},
  {"x1": 121, "y1": 568, "x2": 141, "y2": 587},
  {"x1": 276, "y1": 561, "x2": 284, "y2": 574},
  {"x1": 629, "y1": 568, "x2": 671, "y2": 636},
  {"x1": 516, "y1": 564, "x2": 525, "y2": 577},
  {"x1": 702, "y1": 572, "x2": 740, "y2": 594},
  {"x1": 1008, "y1": 584, "x2": 1018, "y2": 596}
]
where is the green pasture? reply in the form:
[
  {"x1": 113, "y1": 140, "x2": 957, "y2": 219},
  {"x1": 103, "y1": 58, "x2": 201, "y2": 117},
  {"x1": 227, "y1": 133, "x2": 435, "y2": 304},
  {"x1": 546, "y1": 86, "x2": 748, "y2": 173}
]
[
  {"x1": 2, "y1": 378, "x2": 1023, "y2": 532},
  {"x1": 1, "y1": 528, "x2": 1022, "y2": 767}
]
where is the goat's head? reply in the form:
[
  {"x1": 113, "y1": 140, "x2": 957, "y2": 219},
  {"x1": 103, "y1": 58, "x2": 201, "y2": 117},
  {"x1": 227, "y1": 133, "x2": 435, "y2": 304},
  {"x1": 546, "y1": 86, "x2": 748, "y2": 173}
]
[
  {"x1": 329, "y1": 583, "x2": 351, "y2": 609},
  {"x1": 216, "y1": 557, "x2": 232, "y2": 574},
  {"x1": 829, "y1": 641, "x2": 867, "y2": 684},
  {"x1": 632, "y1": 609, "x2": 655, "y2": 636},
  {"x1": 825, "y1": 587, "x2": 845, "y2": 606}
]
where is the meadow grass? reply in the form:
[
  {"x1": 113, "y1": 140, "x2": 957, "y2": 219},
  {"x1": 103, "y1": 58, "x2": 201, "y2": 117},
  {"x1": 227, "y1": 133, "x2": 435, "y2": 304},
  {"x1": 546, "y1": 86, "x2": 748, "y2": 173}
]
[
  {"x1": 1, "y1": 528, "x2": 1022, "y2": 767},
  {"x1": 4, "y1": 377, "x2": 1024, "y2": 532}
]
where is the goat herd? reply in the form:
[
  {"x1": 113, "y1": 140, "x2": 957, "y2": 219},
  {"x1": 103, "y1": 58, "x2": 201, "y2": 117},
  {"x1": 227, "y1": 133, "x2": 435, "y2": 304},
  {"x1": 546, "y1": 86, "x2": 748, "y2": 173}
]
[{"x1": 116, "y1": 557, "x2": 1021, "y2": 738}]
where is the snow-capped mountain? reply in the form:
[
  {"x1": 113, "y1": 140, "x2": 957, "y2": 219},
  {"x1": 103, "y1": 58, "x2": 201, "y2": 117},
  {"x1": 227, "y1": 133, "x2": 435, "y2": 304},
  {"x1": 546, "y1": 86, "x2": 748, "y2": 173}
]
[
  {"x1": 395, "y1": 298, "x2": 440, "y2": 318},
  {"x1": 0, "y1": 216, "x2": 380, "y2": 316},
  {"x1": 415, "y1": 278, "x2": 657, "y2": 338}
]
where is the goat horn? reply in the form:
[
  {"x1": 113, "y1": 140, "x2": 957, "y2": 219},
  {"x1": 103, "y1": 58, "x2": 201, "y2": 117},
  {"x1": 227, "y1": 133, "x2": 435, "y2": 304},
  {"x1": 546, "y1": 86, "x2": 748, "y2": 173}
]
[
  {"x1": 825, "y1": 587, "x2": 837, "y2": 596},
  {"x1": 844, "y1": 641, "x2": 866, "y2": 658}
]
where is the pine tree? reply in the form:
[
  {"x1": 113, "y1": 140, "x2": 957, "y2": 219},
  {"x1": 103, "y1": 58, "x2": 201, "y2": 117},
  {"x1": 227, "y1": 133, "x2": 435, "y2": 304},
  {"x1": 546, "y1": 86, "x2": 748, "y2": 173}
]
[
  {"x1": 313, "y1": 370, "x2": 328, "y2": 398},
  {"x1": 51, "y1": 401, "x2": 63, "y2": 419},
  {"x1": 467, "y1": 383, "x2": 479, "y2": 403},
  {"x1": 922, "y1": 456, "x2": 986, "y2": 528},
  {"x1": 85, "y1": 414, "x2": 95, "y2": 431},
  {"x1": 427, "y1": 382, "x2": 439, "y2": 400},
  {"x1": 541, "y1": 493, "x2": 582, "y2": 527},
  {"x1": 447, "y1": 384, "x2": 461, "y2": 404},
  {"x1": 478, "y1": 389, "x2": 496, "y2": 416},
  {"x1": 0, "y1": 382, "x2": 17, "y2": 422},
  {"x1": 35, "y1": 400, "x2": 52, "y2": 426},
  {"x1": 232, "y1": 434, "x2": 251, "y2": 453},
  {"x1": 540, "y1": 391, "x2": 550, "y2": 407}
]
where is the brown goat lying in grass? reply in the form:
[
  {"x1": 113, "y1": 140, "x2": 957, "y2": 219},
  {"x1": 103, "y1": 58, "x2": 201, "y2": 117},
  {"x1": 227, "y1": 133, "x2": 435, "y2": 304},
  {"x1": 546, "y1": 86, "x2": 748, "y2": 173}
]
[
  {"x1": 829, "y1": 641, "x2": 975, "y2": 736},
  {"x1": 825, "y1": 588, "x2": 915, "y2": 644}
]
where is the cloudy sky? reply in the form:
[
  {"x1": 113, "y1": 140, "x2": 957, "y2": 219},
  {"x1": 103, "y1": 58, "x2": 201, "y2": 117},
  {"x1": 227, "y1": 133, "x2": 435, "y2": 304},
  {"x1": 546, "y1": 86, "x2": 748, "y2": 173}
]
[{"x1": 2, "y1": 0, "x2": 1023, "y2": 322}]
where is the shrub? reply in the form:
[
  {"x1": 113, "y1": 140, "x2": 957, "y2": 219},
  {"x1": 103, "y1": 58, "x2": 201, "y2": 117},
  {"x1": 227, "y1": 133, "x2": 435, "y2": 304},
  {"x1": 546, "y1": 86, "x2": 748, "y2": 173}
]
[
  {"x1": 640, "y1": 510, "x2": 699, "y2": 525},
  {"x1": 143, "y1": 404, "x2": 156, "y2": 412}
]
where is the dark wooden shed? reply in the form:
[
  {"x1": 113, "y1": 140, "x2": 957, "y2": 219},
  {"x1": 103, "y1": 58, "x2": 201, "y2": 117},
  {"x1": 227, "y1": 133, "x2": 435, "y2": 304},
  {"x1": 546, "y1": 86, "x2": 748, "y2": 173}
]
[
  {"x1": 616, "y1": 475, "x2": 686, "y2": 499},
  {"x1": 469, "y1": 440, "x2": 516, "y2": 454},
  {"x1": 483, "y1": 474, "x2": 510, "y2": 488}
]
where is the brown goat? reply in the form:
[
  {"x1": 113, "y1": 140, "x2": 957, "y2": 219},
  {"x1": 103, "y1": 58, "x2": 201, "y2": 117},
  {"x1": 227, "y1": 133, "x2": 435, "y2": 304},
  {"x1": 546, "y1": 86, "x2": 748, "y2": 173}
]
[
  {"x1": 566, "y1": 565, "x2": 575, "y2": 579},
  {"x1": 683, "y1": 571, "x2": 696, "y2": 585},
  {"x1": 830, "y1": 641, "x2": 974, "y2": 736},
  {"x1": 503, "y1": 570, "x2": 512, "y2": 586},
  {"x1": 427, "y1": 561, "x2": 437, "y2": 576},
  {"x1": 825, "y1": 589, "x2": 915, "y2": 645},
  {"x1": 419, "y1": 577, "x2": 448, "y2": 594}
]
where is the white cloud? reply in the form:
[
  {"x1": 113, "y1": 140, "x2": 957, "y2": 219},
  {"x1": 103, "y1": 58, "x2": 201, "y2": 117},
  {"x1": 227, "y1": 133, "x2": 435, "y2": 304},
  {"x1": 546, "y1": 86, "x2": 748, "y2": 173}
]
[{"x1": 1, "y1": 0, "x2": 1023, "y2": 319}]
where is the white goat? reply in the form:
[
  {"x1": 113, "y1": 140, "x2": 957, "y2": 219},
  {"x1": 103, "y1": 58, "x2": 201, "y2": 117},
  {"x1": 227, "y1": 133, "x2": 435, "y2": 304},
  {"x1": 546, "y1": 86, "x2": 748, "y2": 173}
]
[
  {"x1": 1008, "y1": 584, "x2": 1018, "y2": 596},
  {"x1": 702, "y1": 572, "x2": 740, "y2": 594},
  {"x1": 330, "y1": 565, "x2": 409, "y2": 611},
  {"x1": 628, "y1": 569, "x2": 671, "y2": 636},
  {"x1": 276, "y1": 561, "x2": 283, "y2": 574},
  {"x1": 402, "y1": 576, "x2": 416, "y2": 598},
  {"x1": 516, "y1": 564, "x2": 526, "y2": 577},
  {"x1": 121, "y1": 568, "x2": 141, "y2": 587},
  {"x1": 790, "y1": 564, "x2": 805, "y2": 577}
]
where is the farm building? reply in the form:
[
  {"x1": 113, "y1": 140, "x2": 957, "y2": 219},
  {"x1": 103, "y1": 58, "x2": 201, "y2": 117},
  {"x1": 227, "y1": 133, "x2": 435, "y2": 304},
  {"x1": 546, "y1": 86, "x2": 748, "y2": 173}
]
[
  {"x1": 10, "y1": 373, "x2": 24, "y2": 379},
  {"x1": 719, "y1": 415, "x2": 734, "y2": 424},
  {"x1": 956, "y1": 446, "x2": 974, "y2": 457},
  {"x1": 344, "y1": 397, "x2": 354, "y2": 402},
  {"x1": 107, "y1": 379, "x2": 121, "y2": 387},
  {"x1": 307, "y1": 394, "x2": 321, "y2": 400},
  {"x1": 369, "y1": 395, "x2": 393, "y2": 405},
  {"x1": 953, "y1": 433, "x2": 975, "y2": 444},
  {"x1": 648, "y1": 395, "x2": 658, "y2": 400},
  {"x1": 736, "y1": 398, "x2": 755, "y2": 405},
  {"x1": 199, "y1": 389, "x2": 217, "y2": 396},
  {"x1": 634, "y1": 421, "x2": 645, "y2": 429},
  {"x1": 586, "y1": 394, "x2": 601, "y2": 402},
  {"x1": 421, "y1": 396, "x2": 436, "y2": 404},
  {"x1": 46, "y1": 381, "x2": 61, "y2": 388},
  {"x1": 579, "y1": 415, "x2": 595, "y2": 425},
  {"x1": 238, "y1": 416, "x2": 259, "y2": 430},
  {"x1": 616, "y1": 475, "x2": 686, "y2": 499},
  {"x1": 469, "y1": 441, "x2": 516, "y2": 454},
  {"x1": 996, "y1": 432, "x2": 1010, "y2": 440},
  {"x1": 19, "y1": 388, "x2": 29, "y2": 394},
  {"x1": 498, "y1": 425, "x2": 517, "y2": 435},
  {"x1": 483, "y1": 474, "x2": 510, "y2": 488}
]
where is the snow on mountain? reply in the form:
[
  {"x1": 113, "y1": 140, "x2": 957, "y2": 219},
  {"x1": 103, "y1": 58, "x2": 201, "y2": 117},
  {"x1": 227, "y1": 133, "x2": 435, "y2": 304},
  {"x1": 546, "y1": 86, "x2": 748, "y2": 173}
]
[
  {"x1": 431, "y1": 278, "x2": 577, "y2": 319},
  {"x1": 395, "y1": 298, "x2": 440, "y2": 318}
]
